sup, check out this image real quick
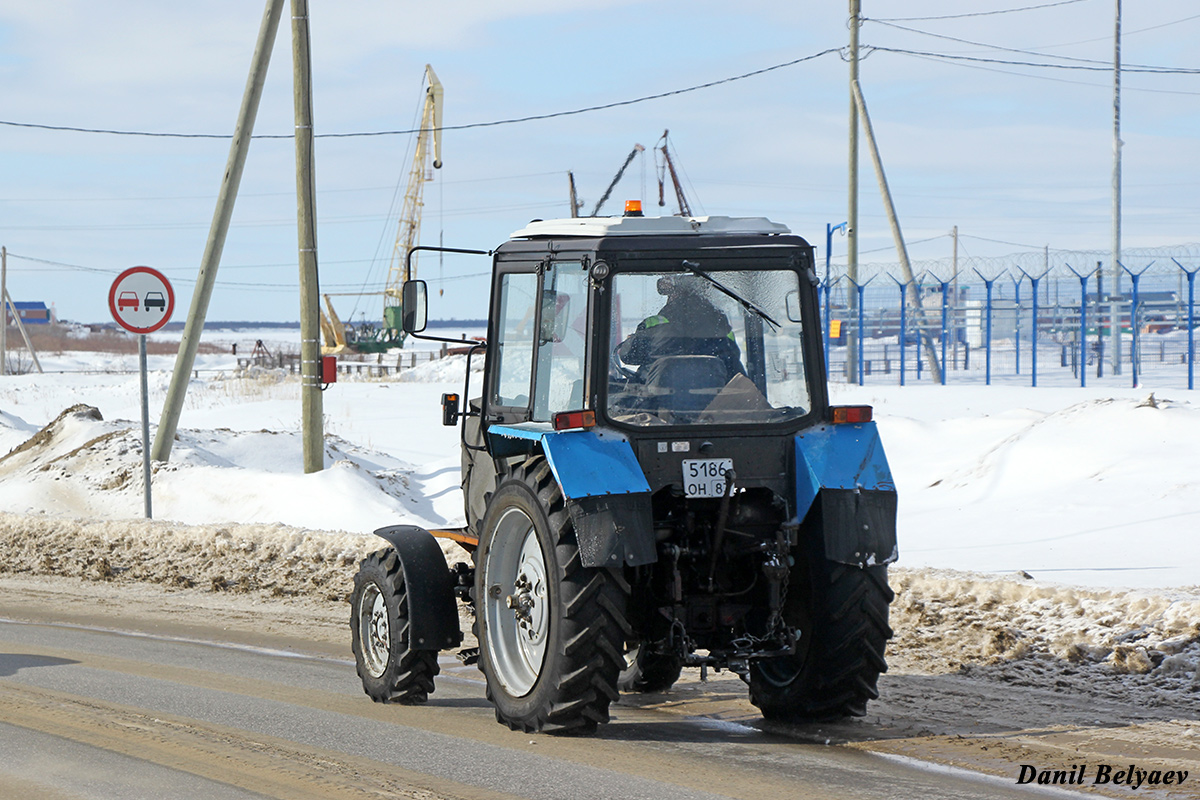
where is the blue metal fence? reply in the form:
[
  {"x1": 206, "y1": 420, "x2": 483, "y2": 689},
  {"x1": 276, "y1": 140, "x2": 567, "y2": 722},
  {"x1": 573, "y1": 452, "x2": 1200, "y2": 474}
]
[{"x1": 821, "y1": 247, "x2": 1200, "y2": 389}]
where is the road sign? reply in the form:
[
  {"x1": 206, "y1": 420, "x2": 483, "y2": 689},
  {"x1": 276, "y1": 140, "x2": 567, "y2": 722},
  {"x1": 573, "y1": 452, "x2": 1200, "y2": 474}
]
[
  {"x1": 108, "y1": 265, "x2": 175, "y2": 519},
  {"x1": 109, "y1": 266, "x2": 174, "y2": 334}
]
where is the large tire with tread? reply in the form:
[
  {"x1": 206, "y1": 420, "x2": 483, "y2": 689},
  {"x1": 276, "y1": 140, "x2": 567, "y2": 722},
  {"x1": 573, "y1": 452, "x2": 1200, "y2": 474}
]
[
  {"x1": 351, "y1": 548, "x2": 440, "y2": 704},
  {"x1": 619, "y1": 643, "x2": 683, "y2": 693},
  {"x1": 749, "y1": 561, "x2": 892, "y2": 720},
  {"x1": 475, "y1": 456, "x2": 630, "y2": 733}
]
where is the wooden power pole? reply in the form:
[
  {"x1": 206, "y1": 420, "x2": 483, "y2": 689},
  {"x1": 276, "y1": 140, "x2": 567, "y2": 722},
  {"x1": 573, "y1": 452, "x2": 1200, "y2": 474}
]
[{"x1": 292, "y1": 0, "x2": 324, "y2": 474}]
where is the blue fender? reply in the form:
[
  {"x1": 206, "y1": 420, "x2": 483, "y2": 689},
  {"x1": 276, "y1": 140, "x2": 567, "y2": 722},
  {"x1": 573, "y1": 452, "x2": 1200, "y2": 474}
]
[
  {"x1": 486, "y1": 424, "x2": 655, "y2": 567},
  {"x1": 794, "y1": 422, "x2": 898, "y2": 567},
  {"x1": 371, "y1": 525, "x2": 464, "y2": 650}
]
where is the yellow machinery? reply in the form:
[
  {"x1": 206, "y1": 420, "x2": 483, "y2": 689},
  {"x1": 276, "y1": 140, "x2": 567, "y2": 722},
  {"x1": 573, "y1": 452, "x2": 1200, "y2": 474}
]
[{"x1": 320, "y1": 294, "x2": 349, "y2": 355}]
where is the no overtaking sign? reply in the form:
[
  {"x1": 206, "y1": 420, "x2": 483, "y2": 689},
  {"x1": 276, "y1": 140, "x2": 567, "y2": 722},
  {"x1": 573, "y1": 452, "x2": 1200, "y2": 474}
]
[
  {"x1": 109, "y1": 266, "x2": 174, "y2": 333},
  {"x1": 108, "y1": 265, "x2": 174, "y2": 519}
]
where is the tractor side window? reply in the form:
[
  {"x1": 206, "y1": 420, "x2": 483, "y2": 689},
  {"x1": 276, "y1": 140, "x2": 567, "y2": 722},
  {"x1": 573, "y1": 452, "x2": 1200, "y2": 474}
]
[
  {"x1": 492, "y1": 272, "x2": 539, "y2": 409},
  {"x1": 532, "y1": 262, "x2": 588, "y2": 421}
]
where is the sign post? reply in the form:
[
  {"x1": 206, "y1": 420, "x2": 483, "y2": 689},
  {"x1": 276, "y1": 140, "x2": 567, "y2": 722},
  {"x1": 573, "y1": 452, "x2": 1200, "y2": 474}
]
[{"x1": 109, "y1": 267, "x2": 175, "y2": 519}]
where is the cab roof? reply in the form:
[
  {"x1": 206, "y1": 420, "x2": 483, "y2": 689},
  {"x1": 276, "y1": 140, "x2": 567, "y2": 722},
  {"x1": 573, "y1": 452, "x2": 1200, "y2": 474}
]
[{"x1": 510, "y1": 214, "x2": 790, "y2": 240}]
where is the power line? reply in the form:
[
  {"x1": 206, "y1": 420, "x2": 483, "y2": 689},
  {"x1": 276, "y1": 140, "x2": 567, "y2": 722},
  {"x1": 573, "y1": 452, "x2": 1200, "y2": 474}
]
[
  {"x1": 995, "y1": 12, "x2": 1200, "y2": 50},
  {"x1": 856, "y1": 233, "x2": 949, "y2": 256},
  {"x1": 869, "y1": 0, "x2": 1090, "y2": 23},
  {"x1": 960, "y1": 233, "x2": 1058, "y2": 250},
  {"x1": 867, "y1": 45, "x2": 1200, "y2": 74},
  {"x1": 0, "y1": 49, "x2": 840, "y2": 142},
  {"x1": 5, "y1": 250, "x2": 489, "y2": 291},
  {"x1": 897, "y1": 48, "x2": 1200, "y2": 96},
  {"x1": 0, "y1": 173, "x2": 565, "y2": 204},
  {"x1": 868, "y1": 19, "x2": 1199, "y2": 73}
]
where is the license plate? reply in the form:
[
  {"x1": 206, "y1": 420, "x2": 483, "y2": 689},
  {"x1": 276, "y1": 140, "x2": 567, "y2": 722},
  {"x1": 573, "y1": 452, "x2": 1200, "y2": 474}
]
[{"x1": 681, "y1": 458, "x2": 734, "y2": 498}]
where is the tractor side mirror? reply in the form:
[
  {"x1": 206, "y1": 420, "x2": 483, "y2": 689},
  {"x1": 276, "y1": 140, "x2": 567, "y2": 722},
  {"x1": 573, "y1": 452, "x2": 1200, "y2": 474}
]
[
  {"x1": 441, "y1": 392, "x2": 460, "y2": 426},
  {"x1": 402, "y1": 280, "x2": 428, "y2": 333}
]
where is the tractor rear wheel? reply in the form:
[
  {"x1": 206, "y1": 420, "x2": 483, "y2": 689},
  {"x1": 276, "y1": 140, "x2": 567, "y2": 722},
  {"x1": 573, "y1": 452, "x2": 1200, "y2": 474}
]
[
  {"x1": 475, "y1": 456, "x2": 629, "y2": 733},
  {"x1": 350, "y1": 548, "x2": 440, "y2": 704},
  {"x1": 748, "y1": 562, "x2": 892, "y2": 720}
]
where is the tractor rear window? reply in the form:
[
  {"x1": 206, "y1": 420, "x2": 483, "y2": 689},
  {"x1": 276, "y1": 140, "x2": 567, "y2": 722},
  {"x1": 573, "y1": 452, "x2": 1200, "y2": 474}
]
[{"x1": 606, "y1": 269, "x2": 810, "y2": 426}]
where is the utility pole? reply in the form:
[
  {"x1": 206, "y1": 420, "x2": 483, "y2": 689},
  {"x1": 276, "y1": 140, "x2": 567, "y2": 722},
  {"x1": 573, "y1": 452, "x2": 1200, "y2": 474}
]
[
  {"x1": 846, "y1": 0, "x2": 861, "y2": 382},
  {"x1": 852, "y1": 80, "x2": 942, "y2": 383},
  {"x1": 1, "y1": 246, "x2": 6, "y2": 376},
  {"x1": 1110, "y1": 0, "x2": 1123, "y2": 375},
  {"x1": 153, "y1": 0, "x2": 285, "y2": 462},
  {"x1": 292, "y1": 0, "x2": 323, "y2": 474},
  {"x1": 3, "y1": 285, "x2": 42, "y2": 374}
]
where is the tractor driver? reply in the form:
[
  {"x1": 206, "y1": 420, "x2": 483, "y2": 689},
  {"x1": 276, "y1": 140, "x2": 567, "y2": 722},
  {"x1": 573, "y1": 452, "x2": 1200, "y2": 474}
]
[{"x1": 614, "y1": 274, "x2": 745, "y2": 384}]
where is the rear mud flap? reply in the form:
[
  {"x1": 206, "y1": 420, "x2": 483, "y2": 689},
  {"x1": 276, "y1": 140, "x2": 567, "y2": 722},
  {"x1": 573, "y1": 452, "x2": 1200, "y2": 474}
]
[
  {"x1": 567, "y1": 493, "x2": 656, "y2": 568},
  {"x1": 818, "y1": 488, "x2": 898, "y2": 568}
]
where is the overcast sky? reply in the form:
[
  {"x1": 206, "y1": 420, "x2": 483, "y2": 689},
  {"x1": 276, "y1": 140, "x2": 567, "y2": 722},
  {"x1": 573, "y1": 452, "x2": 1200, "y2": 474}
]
[{"x1": 1, "y1": 0, "x2": 1197, "y2": 324}]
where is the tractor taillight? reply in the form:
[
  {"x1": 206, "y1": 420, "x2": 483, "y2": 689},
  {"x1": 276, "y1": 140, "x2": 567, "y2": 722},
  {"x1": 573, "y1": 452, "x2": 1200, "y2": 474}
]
[
  {"x1": 553, "y1": 410, "x2": 596, "y2": 431},
  {"x1": 830, "y1": 405, "x2": 872, "y2": 424}
]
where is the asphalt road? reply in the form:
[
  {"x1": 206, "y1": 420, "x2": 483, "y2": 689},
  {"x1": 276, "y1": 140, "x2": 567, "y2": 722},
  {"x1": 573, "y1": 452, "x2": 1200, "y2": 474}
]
[{"x1": 0, "y1": 612, "x2": 1076, "y2": 800}]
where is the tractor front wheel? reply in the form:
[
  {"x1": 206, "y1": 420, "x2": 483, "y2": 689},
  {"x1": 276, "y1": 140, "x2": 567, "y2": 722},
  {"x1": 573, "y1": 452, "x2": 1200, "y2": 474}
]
[{"x1": 350, "y1": 548, "x2": 440, "y2": 704}]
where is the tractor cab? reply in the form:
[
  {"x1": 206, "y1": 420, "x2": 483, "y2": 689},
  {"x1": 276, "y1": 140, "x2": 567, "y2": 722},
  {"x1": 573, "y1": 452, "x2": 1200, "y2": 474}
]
[{"x1": 483, "y1": 213, "x2": 823, "y2": 432}]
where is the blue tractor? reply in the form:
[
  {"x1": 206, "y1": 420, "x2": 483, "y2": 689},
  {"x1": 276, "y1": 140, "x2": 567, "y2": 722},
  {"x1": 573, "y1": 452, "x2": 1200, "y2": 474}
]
[{"x1": 350, "y1": 209, "x2": 897, "y2": 733}]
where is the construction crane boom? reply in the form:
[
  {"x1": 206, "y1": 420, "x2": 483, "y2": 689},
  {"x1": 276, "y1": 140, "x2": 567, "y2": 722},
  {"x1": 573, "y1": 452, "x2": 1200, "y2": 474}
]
[
  {"x1": 382, "y1": 64, "x2": 443, "y2": 337},
  {"x1": 590, "y1": 143, "x2": 644, "y2": 217},
  {"x1": 655, "y1": 130, "x2": 692, "y2": 217},
  {"x1": 567, "y1": 171, "x2": 582, "y2": 218}
]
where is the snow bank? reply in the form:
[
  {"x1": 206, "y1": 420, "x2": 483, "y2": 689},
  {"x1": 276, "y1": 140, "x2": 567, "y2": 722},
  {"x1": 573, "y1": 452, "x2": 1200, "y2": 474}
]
[
  {"x1": 0, "y1": 513, "x2": 373, "y2": 601},
  {"x1": 0, "y1": 403, "x2": 461, "y2": 533},
  {"x1": 893, "y1": 569, "x2": 1200, "y2": 697}
]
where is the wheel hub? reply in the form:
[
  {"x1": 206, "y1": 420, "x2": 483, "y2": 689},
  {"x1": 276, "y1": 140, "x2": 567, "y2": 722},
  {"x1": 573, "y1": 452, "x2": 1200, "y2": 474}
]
[
  {"x1": 359, "y1": 584, "x2": 390, "y2": 678},
  {"x1": 508, "y1": 559, "x2": 547, "y2": 647}
]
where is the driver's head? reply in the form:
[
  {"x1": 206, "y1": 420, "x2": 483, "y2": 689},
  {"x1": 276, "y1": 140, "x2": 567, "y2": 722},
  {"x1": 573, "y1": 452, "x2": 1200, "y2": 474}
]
[{"x1": 656, "y1": 274, "x2": 704, "y2": 298}]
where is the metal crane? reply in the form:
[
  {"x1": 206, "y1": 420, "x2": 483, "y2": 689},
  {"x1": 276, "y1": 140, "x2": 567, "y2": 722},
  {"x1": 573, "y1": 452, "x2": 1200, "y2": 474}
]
[
  {"x1": 380, "y1": 63, "x2": 444, "y2": 346},
  {"x1": 590, "y1": 143, "x2": 644, "y2": 217},
  {"x1": 323, "y1": 65, "x2": 443, "y2": 355},
  {"x1": 655, "y1": 129, "x2": 692, "y2": 217},
  {"x1": 568, "y1": 171, "x2": 582, "y2": 218}
]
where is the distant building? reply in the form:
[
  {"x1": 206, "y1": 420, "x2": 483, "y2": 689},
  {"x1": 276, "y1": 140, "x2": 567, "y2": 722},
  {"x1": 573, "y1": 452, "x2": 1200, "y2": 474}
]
[{"x1": 5, "y1": 301, "x2": 50, "y2": 325}]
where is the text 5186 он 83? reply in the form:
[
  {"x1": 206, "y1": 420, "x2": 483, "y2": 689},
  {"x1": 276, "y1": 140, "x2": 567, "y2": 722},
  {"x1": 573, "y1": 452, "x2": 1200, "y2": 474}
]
[{"x1": 1017, "y1": 764, "x2": 1189, "y2": 789}]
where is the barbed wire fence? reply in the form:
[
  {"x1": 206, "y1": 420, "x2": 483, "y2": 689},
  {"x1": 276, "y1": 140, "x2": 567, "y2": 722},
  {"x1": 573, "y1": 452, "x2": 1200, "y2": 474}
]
[{"x1": 822, "y1": 244, "x2": 1199, "y2": 390}]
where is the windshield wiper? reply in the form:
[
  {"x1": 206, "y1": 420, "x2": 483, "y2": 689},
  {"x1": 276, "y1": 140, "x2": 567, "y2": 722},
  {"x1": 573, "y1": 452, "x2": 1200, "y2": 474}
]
[{"x1": 681, "y1": 260, "x2": 780, "y2": 329}]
